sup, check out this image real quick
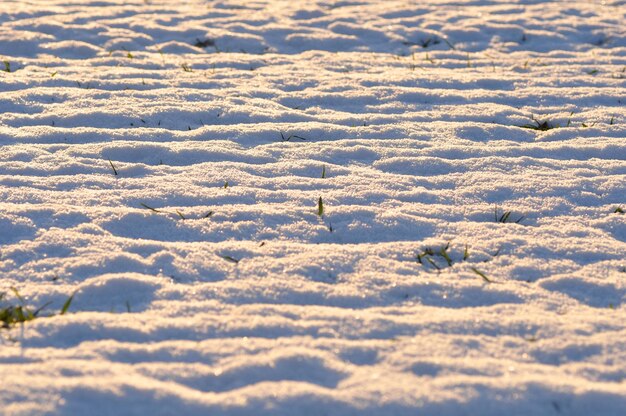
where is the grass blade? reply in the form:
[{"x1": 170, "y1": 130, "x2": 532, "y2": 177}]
[
  {"x1": 221, "y1": 255, "x2": 240, "y2": 264},
  {"x1": 140, "y1": 203, "x2": 160, "y2": 213},
  {"x1": 60, "y1": 292, "x2": 76, "y2": 315},
  {"x1": 470, "y1": 267, "x2": 492, "y2": 283},
  {"x1": 425, "y1": 256, "x2": 441, "y2": 270},
  {"x1": 10, "y1": 287, "x2": 26, "y2": 305},
  {"x1": 33, "y1": 301, "x2": 53, "y2": 317},
  {"x1": 317, "y1": 197, "x2": 324, "y2": 217},
  {"x1": 108, "y1": 159, "x2": 118, "y2": 176}
]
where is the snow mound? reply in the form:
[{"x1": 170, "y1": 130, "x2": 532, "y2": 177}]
[{"x1": 0, "y1": 0, "x2": 625, "y2": 415}]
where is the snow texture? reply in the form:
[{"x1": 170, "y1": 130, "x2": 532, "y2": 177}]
[{"x1": 0, "y1": 0, "x2": 625, "y2": 414}]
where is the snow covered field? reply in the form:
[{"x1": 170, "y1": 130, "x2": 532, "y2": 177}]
[{"x1": 0, "y1": 0, "x2": 625, "y2": 414}]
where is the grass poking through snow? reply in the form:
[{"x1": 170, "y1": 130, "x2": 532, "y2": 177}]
[
  {"x1": 1, "y1": 288, "x2": 75, "y2": 329},
  {"x1": 495, "y1": 206, "x2": 524, "y2": 224},
  {"x1": 108, "y1": 159, "x2": 118, "y2": 176},
  {"x1": 280, "y1": 132, "x2": 307, "y2": 141},
  {"x1": 220, "y1": 255, "x2": 240, "y2": 264},
  {"x1": 417, "y1": 242, "x2": 464, "y2": 270},
  {"x1": 470, "y1": 267, "x2": 492, "y2": 283},
  {"x1": 317, "y1": 197, "x2": 324, "y2": 217},
  {"x1": 140, "y1": 202, "x2": 161, "y2": 213},
  {"x1": 519, "y1": 118, "x2": 559, "y2": 131}
]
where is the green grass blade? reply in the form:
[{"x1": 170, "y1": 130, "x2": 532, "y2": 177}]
[
  {"x1": 60, "y1": 292, "x2": 76, "y2": 315},
  {"x1": 221, "y1": 255, "x2": 240, "y2": 264},
  {"x1": 470, "y1": 267, "x2": 491, "y2": 283}
]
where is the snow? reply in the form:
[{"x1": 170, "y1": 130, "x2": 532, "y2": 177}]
[{"x1": 0, "y1": 0, "x2": 625, "y2": 414}]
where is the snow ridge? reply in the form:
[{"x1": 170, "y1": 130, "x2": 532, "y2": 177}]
[{"x1": 0, "y1": 1, "x2": 625, "y2": 415}]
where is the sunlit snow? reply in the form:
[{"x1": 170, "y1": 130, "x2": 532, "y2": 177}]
[{"x1": 0, "y1": 0, "x2": 625, "y2": 414}]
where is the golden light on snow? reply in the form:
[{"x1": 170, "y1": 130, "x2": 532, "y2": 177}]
[{"x1": 0, "y1": 0, "x2": 625, "y2": 414}]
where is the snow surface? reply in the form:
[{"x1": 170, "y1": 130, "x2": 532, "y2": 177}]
[{"x1": 0, "y1": 0, "x2": 625, "y2": 414}]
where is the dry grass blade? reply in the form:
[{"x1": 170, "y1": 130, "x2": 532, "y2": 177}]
[{"x1": 108, "y1": 159, "x2": 118, "y2": 176}]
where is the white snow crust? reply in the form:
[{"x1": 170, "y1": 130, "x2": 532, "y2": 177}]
[{"x1": 0, "y1": 0, "x2": 625, "y2": 414}]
